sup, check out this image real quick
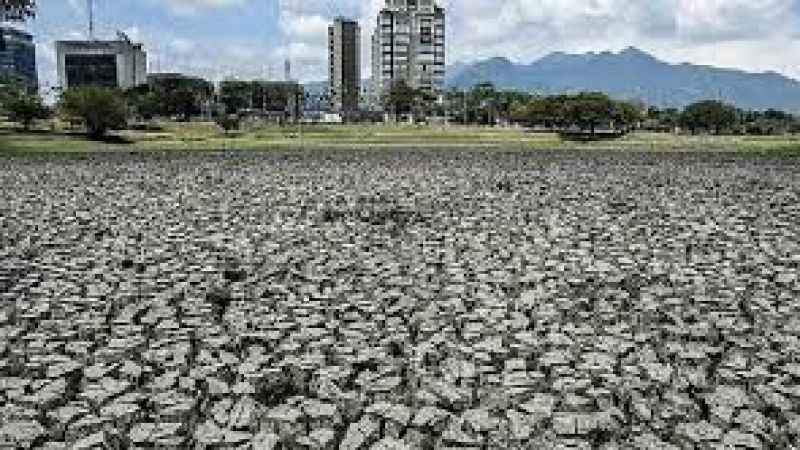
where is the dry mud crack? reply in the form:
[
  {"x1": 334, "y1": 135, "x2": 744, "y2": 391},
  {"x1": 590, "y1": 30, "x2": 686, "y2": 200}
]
[{"x1": 1, "y1": 150, "x2": 799, "y2": 449}]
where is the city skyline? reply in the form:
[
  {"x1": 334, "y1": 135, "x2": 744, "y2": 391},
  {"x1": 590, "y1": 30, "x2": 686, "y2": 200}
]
[{"x1": 5, "y1": 0, "x2": 800, "y2": 91}]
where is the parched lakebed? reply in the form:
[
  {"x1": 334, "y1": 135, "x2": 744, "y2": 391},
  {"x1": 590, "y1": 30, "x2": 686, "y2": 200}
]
[{"x1": 1, "y1": 149, "x2": 800, "y2": 449}]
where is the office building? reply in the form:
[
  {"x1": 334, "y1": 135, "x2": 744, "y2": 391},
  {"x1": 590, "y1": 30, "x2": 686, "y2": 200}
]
[
  {"x1": 147, "y1": 73, "x2": 215, "y2": 119},
  {"x1": 328, "y1": 17, "x2": 360, "y2": 117},
  {"x1": 218, "y1": 80, "x2": 304, "y2": 123},
  {"x1": 371, "y1": 0, "x2": 445, "y2": 110},
  {"x1": 147, "y1": 73, "x2": 213, "y2": 95},
  {"x1": 0, "y1": 26, "x2": 37, "y2": 86},
  {"x1": 56, "y1": 39, "x2": 147, "y2": 90}
]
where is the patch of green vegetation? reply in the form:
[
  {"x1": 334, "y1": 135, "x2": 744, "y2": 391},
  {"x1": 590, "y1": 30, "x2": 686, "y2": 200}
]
[
  {"x1": 3, "y1": 121, "x2": 800, "y2": 154},
  {"x1": 0, "y1": 131, "x2": 122, "y2": 154}
]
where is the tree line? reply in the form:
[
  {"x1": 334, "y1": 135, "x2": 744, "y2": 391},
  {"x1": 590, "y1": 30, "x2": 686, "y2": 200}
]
[
  {"x1": 434, "y1": 82, "x2": 800, "y2": 135},
  {"x1": 386, "y1": 81, "x2": 800, "y2": 136},
  {"x1": 508, "y1": 92, "x2": 641, "y2": 133},
  {"x1": 125, "y1": 78, "x2": 214, "y2": 122},
  {"x1": 2, "y1": 75, "x2": 800, "y2": 138},
  {"x1": 0, "y1": 76, "x2": 234, "y2": 138},
  {"x1": 3, "y1": 1, "x2": 800, "y2": 136}
]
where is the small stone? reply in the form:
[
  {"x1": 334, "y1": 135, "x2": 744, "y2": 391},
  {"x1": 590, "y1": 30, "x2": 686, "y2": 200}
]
[
  {"x1": 722, "y1": 430, "x2": 761, "y2": 448},
  {"x1": 553, "y1": 413, "x2": 576, "y2": 435}
]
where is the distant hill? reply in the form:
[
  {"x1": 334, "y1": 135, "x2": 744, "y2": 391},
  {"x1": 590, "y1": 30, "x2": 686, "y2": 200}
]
[{"x1": 446, "y1": 47, "x2": 800, "y2": 112}]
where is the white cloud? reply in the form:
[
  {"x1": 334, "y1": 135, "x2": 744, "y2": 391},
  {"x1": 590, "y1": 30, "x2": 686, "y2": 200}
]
[
  {"x1": 281, "y1": 14, "x2": 330, "y2": 45},
  {"x1": 431, "y1": 0, "x2": 800, "y2": 81},
  {"x1": 675, "y1": 0, "x2": 796, "y2": 42},
  {"x1": 30, "y1": 0, "x2": 800, "y2": 89},
  {"x1": 161, "y1": 0, "x2": 248, "y2": 15}
]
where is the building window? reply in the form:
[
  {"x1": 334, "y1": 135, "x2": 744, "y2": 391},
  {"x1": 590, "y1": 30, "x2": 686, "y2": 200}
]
[{"x1": 65, "y1": 54, "x2": 118, "y2": 88}]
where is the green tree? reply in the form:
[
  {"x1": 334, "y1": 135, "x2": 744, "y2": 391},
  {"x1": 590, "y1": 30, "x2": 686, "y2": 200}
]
[
  {"x1": 739, "y1": 108, "x2": 795, "y2": 135},
  {"x1": 215, "y1": 114, "x2": 240, "y2": 134},
  {"x1": 385, "y1": 80, "x2": 420, "y2": 118},
  {"x1": 509, "y1": 100, "x2": 531, "y2": 125},
  {"x1": 415, "y1": 90, "x2": 438, "y2": 121},
  {"x1": 613, "y1": 100, "x2": 643, "y2": 131},
  {"x1": 134, "y1": 92, "x2": 161, "y2": 121},
  {"x1": 562, "y1": 92, "x2": 615, "y2": 133},
  {"x1": 59, "y1": 87, "x2": 128, "y2": 138},
  {"x1": 0, "y1": 74, "x2": 25, "y2": 109},
  {"x1": 4, "y1": 92, "x2": 48, "y2": 130},
  {"x1": 494, "y1": 90, "x2": 532, "y2": 124},
  {"x1": 166, "y1": 87, "x2": 201, "y2": 121},
  {"x1": 126, "y1": 86, "x2": 160, "y2": 121},
  {"x1": 661, "y1": 108, "x2": 681, "y2": 130},
  {"x1": 471, "y1": 82, "x2": 498, "y2": 125},
  {"x1": 127, "y1": 78, "x2": 212, "y2": 121},
  {"x1": 680, "y1": 100, "x2": 737, "y2": 134},
  {"x1": 524, "y1": 96, "x2": 567, "y2": 128}
]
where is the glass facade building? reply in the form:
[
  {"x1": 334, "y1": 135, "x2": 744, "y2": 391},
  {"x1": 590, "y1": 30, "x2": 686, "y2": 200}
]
[
  {"x1": 0, "y1": 26, "x2": 37, "y2": 87},
  {"x1": 64, "y1": 54, "x2": 118, "y2": 88}
]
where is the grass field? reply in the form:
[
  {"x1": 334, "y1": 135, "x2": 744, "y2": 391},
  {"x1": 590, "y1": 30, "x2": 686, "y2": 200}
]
[{"x1": 2, "y1": 120, "x2": 800, "y2": 154}]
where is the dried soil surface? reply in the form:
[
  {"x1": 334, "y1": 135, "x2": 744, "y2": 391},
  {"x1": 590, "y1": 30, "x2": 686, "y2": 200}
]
[{"x1": 1, "y1": 150, "x2": 800, "y2": 449}]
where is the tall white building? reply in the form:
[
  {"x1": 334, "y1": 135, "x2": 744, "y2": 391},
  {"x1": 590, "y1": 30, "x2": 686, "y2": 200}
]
[
  {"x1": 370, "y1": 0, "x2": 445, "y2": 111},
  {"x1": 56, "y1": 39, "x2": 147, "y2": 90}
]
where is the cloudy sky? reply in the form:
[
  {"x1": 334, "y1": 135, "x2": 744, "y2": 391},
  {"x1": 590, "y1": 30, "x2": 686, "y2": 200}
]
[{"x1": 16, "y1": 0, "x2": 800, "y2": 90}]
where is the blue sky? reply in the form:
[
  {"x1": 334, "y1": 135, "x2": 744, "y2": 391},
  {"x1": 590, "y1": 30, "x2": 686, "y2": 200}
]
[{"x1": 14, "y1": 0, "x2": 800, "y2": 90}]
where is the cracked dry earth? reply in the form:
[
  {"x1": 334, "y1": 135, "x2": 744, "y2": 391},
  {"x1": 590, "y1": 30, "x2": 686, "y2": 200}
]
[{"x1": 1, "y1": 150, "x2": 800, "y2": 449}]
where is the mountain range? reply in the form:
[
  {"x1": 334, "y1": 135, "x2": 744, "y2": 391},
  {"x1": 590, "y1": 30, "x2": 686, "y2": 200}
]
[{"x1": 445, "y1": 47, "x2": 800, "y2": 112}]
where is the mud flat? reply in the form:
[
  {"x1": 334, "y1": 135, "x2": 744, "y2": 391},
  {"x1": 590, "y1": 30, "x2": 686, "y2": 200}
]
[{"x1": 1, "y1": 150, "x2": 799, "y2": 448}]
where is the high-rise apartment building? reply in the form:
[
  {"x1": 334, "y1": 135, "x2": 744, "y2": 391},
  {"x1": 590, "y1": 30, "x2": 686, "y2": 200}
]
[
  {"x1": 56, "y1": 39, "x2": 147, "y2": 90},
  {"x1": 328, "y1": 17, "x2": 360, "y2": 117},
  {"x1": 371, "y1": 0, "x2": 445, "y2": 110},
  {"x1": 0, "y1": 26, "x2": 37, "y2": 87}
]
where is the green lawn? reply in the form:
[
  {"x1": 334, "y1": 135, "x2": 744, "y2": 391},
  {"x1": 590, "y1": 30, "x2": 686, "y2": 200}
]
[{"x1": 2, "y1": 120, "x2": 800, "y2": 154}]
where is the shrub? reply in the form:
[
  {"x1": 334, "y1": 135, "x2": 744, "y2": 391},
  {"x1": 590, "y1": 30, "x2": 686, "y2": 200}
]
[
  {"x1": 128, "y1": 91, "x2": 161, "y2": 121},
  {"x1": 59, "y1": 87, "x2": 128, "y2": 138},
  {"x1": 215, "y1": 114, "x2": 241, "y2": 134},
  {"x1": 4, "y1": 92, "x2": 49, "y2": 130}
]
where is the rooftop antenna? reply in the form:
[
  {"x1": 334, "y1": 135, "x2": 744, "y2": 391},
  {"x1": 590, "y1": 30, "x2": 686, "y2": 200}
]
[
  {"x1": 88, "y1": 0, "x2": 94, "y2": 40},
  {"x1": 116, "y1": 30, "x2": 131, "y2": 44}
]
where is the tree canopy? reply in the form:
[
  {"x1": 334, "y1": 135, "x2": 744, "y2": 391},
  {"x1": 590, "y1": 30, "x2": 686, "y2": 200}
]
[
  {"x1": 215, "y1": 114, "x2": 241, "y2": 134},
  {"x1": 59, "y1": 87, "x2": 128, "y2": 138},
  {"x1": 0, "y1": 74, "x2": 48, "y2": 130},
  {"x1": 510, "y1": 92, "x2": 642, "y2": 132},
  {"x1": 385, "y1": 80, "x2": 420, "y2": 117},
  {"x1": 0, "y1": 74, "x2": 25, "y2": 107},
  {"x1": 3, "y1": 91, "x2": 48, "y2": 129},
  {"x1": 680, "y1": 100, "x2": 738, "y2": 134}
]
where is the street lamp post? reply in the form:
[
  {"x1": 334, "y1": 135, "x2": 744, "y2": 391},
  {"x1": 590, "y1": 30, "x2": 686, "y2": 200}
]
[{"x1": 462, "y1": 88, "x2": 467, "y2": 125}]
